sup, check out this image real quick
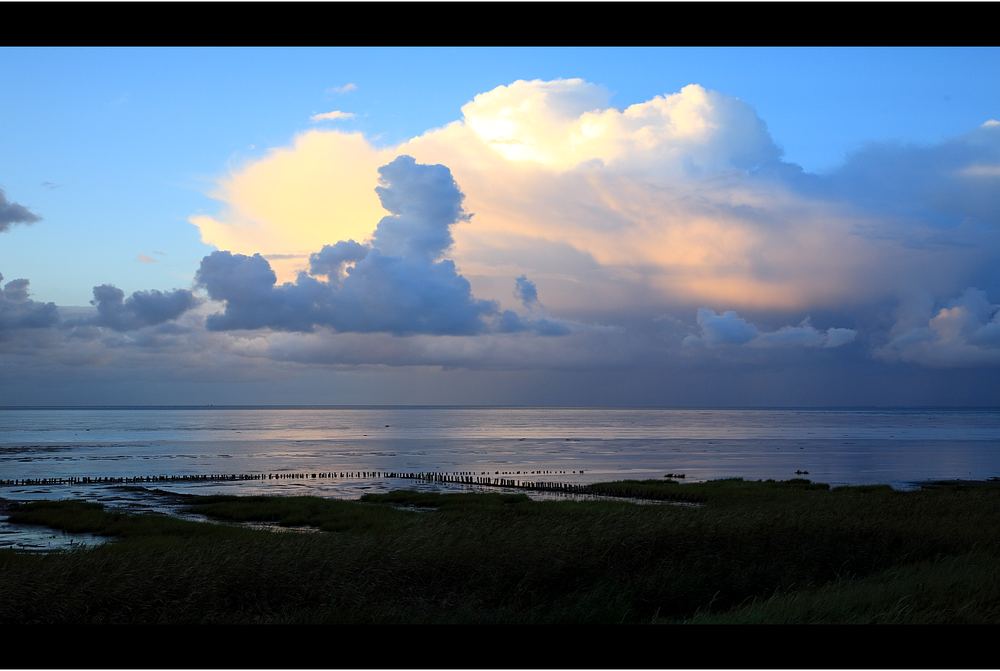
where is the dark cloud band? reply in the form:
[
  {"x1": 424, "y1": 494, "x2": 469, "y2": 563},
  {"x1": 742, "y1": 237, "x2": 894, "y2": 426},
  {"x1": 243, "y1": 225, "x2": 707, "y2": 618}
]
[{"x1": 197, "y1": 155, "x2": 560, "y2": 337}]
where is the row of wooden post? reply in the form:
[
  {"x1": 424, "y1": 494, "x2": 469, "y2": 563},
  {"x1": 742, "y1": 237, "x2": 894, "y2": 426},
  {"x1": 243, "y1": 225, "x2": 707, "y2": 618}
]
[{"x1": 0, "y1": 468, "x2": 587, "y2": 492}]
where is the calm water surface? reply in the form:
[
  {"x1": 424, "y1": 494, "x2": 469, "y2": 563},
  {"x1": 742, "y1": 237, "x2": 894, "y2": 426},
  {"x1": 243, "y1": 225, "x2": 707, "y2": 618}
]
[{"x1": 2, "y1": 408, "x2": 1000, "y2": 503}]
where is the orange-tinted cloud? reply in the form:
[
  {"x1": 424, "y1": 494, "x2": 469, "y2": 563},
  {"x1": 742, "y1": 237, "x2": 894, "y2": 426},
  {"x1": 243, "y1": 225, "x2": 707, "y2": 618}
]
[{"x1": 188, "y1": 78, "x2": 996, "y2": 319}]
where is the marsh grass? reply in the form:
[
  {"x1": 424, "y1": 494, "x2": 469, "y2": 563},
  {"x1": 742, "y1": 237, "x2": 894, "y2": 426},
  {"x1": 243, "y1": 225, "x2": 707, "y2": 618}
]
[
  {"x1": 683, "y1": 551, "x2": 1000, "y2": 624},
  {"x1": 181, "y1": 494, "x2": 417, "y2": 533},
  {"x1": 2, "y1": 478, "x2": 1000, "y2": 623}
]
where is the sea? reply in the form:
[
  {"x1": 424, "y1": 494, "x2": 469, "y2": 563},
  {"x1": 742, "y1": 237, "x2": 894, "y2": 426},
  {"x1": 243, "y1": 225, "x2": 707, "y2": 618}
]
[{"x1": 3, "y1": 406, "x2": 1000, "y2": 497}]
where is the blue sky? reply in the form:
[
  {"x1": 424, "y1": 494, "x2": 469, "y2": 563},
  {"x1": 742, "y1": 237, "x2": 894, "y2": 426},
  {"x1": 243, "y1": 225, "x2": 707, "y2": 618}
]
[
  {"x1": 3, "y1": 47, "x2": 1000, "y2": 405},
  {"x1": 4, "y1": 47, "x2": 1000, "y2": 305}
]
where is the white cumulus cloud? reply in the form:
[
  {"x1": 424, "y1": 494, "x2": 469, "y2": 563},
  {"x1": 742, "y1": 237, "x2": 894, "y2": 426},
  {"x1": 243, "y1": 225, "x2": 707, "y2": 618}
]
[{"x1": 187, "y1": 77, "x2": 1000, "y2": 367}]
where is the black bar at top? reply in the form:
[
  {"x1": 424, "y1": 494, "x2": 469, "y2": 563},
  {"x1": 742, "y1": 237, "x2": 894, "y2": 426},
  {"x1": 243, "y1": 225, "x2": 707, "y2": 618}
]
[{"x1": 2, "y1": 2, "x2": 999, "y2": 48}]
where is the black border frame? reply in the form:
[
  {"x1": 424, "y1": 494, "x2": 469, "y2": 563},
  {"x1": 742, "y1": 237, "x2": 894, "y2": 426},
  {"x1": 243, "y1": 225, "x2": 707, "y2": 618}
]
[
  {"x1": 2, "y1": 2, "x2": 1000, "y2": 47},
  {"x1": 3, "y1": 622, "x2": 999, "y2": 668},
  {"x1": 2, "y1": 2, "x2": 1000, "y2": 668}
]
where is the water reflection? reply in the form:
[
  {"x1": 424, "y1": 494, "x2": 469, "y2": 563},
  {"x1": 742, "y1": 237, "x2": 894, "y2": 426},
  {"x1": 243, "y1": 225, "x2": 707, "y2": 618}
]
[
  {"x1": 0, "y1": 513, "x2": 108, "y2": 552},
  {"x1": 1, "y1": 408, "x2": 999, "y2": 501}
]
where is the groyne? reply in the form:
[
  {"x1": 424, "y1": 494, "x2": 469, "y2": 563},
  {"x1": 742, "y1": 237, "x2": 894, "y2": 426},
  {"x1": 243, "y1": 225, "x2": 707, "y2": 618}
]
[{"x1": 0, "y1": 469, "x2": 592, "y2": 494}]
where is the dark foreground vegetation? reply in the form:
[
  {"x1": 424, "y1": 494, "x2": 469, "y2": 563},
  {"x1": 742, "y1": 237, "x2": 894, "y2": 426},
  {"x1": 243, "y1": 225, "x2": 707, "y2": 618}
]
[{"x1": 2, "y1": 478, "x2": 1000, "y2": 624}]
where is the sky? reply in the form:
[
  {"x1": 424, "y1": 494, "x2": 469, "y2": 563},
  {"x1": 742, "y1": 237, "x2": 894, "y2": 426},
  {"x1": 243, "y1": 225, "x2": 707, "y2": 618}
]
[{"x1": 2, "y1": 47, "x2": 1000, "y2": 406}]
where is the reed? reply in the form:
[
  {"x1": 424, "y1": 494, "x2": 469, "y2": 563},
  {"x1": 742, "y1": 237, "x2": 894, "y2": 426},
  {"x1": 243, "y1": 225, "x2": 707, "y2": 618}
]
[{"x1": 3, "y1": 478, "x2": 1000, "y2": 624}]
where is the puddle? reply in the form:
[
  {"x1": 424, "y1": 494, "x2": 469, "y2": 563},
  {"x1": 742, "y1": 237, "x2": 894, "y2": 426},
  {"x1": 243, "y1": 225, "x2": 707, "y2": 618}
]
[
  {"x1": 236, "y1": 522, "x2": 320, "y2": 534},
  {"x1": 0, "y1": 513, "x2": 109, "y2": 553},
  {"x1": 519, "y1": 490, "x2": 702, "y2": 507},
  {"x1": 390, "y1": 504, "x2": 438, "y2": 513}
]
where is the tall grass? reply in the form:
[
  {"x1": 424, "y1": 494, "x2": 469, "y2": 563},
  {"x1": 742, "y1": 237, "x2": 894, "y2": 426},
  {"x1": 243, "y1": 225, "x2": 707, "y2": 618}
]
[{"x1": 2, "y1": 478, "x2": 1000, "y2": 623}]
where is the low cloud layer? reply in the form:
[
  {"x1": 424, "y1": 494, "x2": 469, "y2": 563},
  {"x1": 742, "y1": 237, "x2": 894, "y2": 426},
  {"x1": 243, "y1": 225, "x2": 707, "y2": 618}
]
[
  {"x1": 878, "y1": 288, "x2": 1000, "y2": 367},
  {"x1": 0, "y1": 189, "x2": 41, "y2": 233},
  {"x1": 684, "y1": 308, "x2": 857, "y2": 349},
  {"x1": 0, "y1": 272, "x2": 58, "y2": 332},
  {"x1": 90, "y1": 285, "x2": 199, "y2": 332}
]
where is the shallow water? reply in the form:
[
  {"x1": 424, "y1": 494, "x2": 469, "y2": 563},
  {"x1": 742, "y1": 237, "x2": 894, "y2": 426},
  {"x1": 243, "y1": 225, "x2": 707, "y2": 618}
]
[
  {"x1": 0, "y1": 512, "x2": 109, "y2": 552},
  {"x1": 2, "y1": 407, "x2": 999, "y2": 503}
]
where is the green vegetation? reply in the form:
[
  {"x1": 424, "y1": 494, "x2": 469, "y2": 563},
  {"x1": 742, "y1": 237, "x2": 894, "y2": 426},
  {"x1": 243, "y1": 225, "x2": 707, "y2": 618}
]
[{"x1": 2, "y1": 478, "x2": 1000, "y2": 623}]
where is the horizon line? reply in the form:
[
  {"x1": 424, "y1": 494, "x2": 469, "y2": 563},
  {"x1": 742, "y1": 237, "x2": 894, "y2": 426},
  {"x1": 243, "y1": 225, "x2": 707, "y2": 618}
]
[{"x1": 2, "y1": 404, "x2": 1000, "y2": 411}]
